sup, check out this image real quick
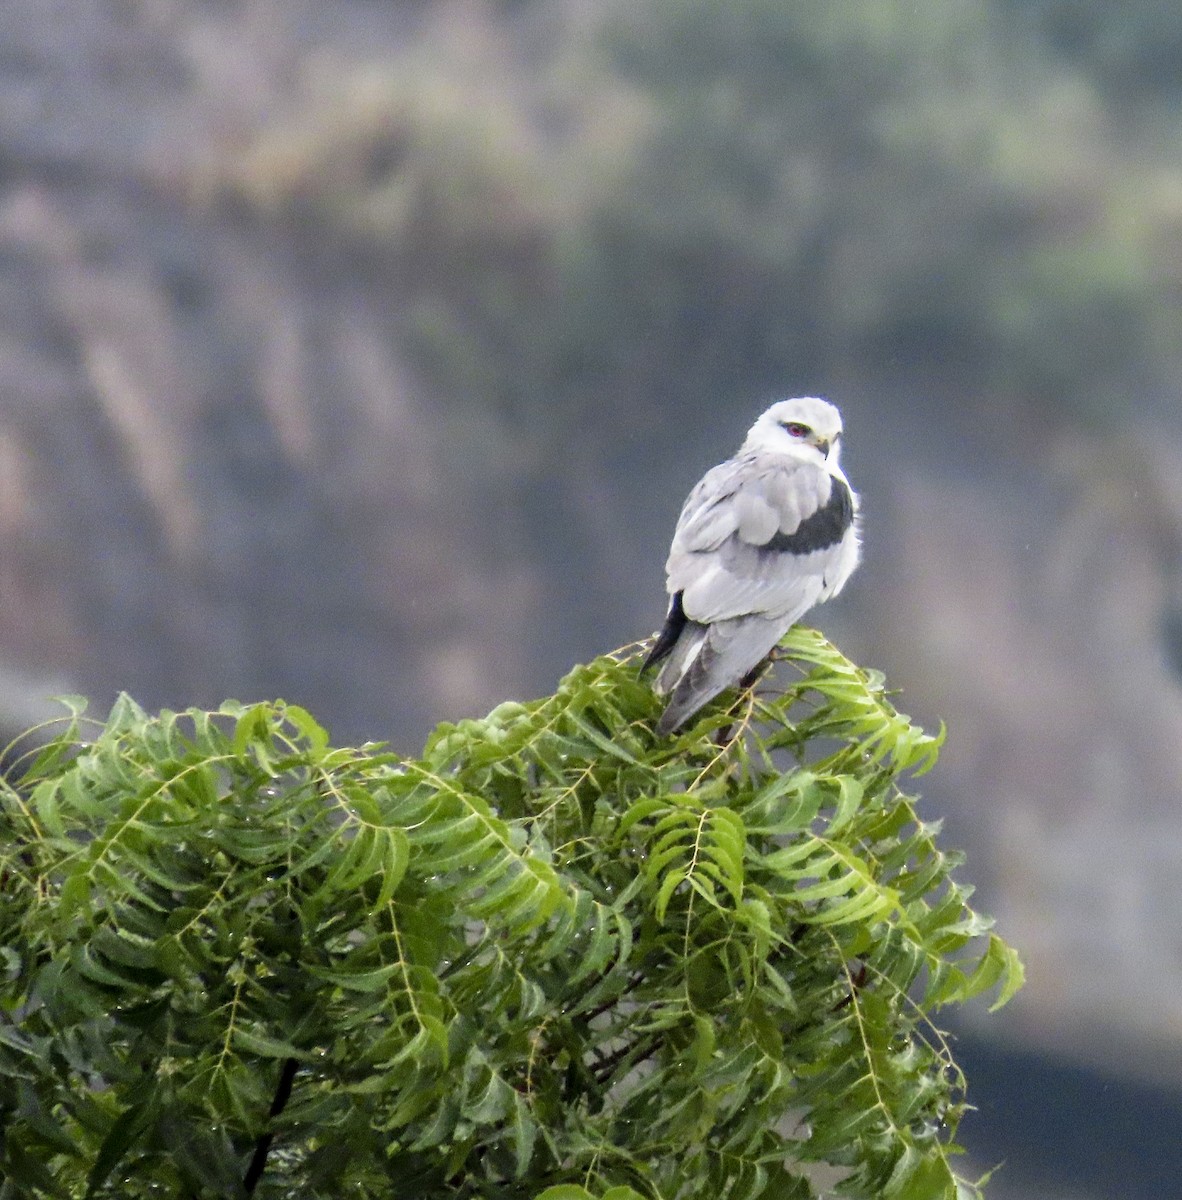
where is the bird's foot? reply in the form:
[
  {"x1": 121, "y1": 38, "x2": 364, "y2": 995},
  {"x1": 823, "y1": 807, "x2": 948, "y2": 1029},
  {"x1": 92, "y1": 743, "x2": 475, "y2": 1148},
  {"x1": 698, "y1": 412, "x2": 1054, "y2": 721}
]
[{"x1": 737, "y1": 656, "x2": 776, "y2": 692}]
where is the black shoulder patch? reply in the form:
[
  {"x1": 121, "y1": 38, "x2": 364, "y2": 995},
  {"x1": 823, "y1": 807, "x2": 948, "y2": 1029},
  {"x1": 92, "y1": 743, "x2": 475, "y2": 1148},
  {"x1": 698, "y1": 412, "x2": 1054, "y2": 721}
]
[
  {"x1": 643, "y1": 591, "x2": 687, "y2": 670},
  {"x1": 764, "y1": 477, "x2": 853, "y2": 555}
]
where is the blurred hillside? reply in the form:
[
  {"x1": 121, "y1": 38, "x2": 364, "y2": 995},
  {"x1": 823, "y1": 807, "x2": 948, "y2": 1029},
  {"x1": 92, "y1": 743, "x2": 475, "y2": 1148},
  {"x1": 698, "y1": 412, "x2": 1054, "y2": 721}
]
[{"x1": 3, "y1": 2, "x2": 1182, "y2": 1193}]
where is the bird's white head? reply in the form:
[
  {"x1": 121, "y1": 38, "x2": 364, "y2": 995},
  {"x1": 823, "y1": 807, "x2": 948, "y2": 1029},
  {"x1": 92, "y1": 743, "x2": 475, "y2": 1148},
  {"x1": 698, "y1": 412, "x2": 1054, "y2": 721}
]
[{"x1": 742, "y1": 396, "x2": 845, "y2": 466}]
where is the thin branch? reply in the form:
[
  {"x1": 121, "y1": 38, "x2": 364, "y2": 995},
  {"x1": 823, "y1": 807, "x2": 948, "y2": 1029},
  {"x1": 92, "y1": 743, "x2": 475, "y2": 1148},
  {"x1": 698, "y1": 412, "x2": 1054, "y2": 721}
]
[
  {"x1": 591, "y1": 1034, "x2": 663, "y2": 1086},
  {"x1": 243, "y1": 1056, "x2": 299, "y2": 1194}
]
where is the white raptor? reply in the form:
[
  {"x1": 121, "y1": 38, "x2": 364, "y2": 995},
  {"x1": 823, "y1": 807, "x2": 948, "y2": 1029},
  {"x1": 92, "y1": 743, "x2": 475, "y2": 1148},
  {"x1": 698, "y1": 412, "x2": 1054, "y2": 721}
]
[{"x1": 645, "y1": 397, "x2": 861, "y2": 734}]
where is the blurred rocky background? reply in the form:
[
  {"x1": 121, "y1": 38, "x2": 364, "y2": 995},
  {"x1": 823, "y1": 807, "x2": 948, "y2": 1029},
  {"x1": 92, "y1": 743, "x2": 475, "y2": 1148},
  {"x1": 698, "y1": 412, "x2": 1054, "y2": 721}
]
[{"x1": 3, "y1": 1, "x2": 1182, "y2": 1194}]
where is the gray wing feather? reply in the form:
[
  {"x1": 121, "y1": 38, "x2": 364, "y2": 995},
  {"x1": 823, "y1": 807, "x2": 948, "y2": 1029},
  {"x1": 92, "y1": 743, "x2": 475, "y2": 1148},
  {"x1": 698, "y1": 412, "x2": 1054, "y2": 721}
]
[
  {"x1": 656, "y1": 615, "x2": 786, "y2": 735},
  {"x1": 681, "y1": 564, "x2": 824, "y2": 626},
  {"x1": 667, "y1": 455, "x2": 847, "y2": 623},
  {"x1": 653, "y1": 621, "x2": 709, "y2": 697},
  {"x1": 672, "y1": 457, "x2": 825, "y2": 552},
  {"x1": 670, "y1": 461, "x2": 749, "y2": 552}
]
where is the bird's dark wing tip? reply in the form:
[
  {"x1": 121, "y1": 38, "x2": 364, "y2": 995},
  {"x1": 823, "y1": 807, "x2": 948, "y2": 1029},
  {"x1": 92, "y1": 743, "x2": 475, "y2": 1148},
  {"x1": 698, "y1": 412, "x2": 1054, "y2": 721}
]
[
  {"x1": 642, "y1": 591, "x2": 687, "y2": 672},
  {"x1": 762, "y1": 476, "x2": 854, "y2": 555}
]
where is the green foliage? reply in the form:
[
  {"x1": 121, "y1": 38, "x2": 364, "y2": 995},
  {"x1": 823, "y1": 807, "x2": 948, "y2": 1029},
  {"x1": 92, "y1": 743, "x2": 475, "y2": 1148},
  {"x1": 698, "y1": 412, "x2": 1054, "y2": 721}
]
[{"x1": 0, "y1": 630, "x2": 1021, "y2": 1199}]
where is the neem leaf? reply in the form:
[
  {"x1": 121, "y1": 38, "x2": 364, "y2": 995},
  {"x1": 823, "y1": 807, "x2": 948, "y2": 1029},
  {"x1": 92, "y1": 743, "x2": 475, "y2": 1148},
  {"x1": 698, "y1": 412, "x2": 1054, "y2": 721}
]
[{"x1": 84, "y1": 1097, "x2": 156, "y2": 1199}]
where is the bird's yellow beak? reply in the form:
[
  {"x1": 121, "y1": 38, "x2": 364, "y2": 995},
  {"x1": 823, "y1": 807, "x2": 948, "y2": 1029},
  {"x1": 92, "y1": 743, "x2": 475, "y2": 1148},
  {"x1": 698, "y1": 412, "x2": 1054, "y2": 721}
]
[{"x1": 815, "y1": 437, "x2": 830, "y2": 459}]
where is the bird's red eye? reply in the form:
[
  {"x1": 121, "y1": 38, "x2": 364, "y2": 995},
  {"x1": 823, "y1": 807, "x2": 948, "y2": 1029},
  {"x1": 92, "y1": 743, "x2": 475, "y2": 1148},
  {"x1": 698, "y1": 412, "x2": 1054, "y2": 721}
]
[{"x1": 784, "y1": 422, "x2": 810, "y2": 438}]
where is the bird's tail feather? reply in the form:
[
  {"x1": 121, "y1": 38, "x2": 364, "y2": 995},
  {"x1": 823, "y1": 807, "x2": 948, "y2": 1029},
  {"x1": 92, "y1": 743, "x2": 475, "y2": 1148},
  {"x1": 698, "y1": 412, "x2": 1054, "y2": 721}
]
[
  {"x1": 654, "y1": 621, "x2": 709, "y2": 696},
  {"x1": 657, "y1": 616, "x2": 784, "y2": 735}
]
